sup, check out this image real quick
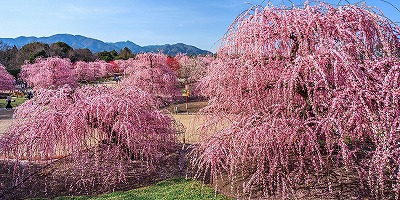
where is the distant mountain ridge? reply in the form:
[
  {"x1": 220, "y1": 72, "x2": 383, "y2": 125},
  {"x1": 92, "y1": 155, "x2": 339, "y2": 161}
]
[{"x1": 0, "y1": 34, "x2": 211, "y2": 56}]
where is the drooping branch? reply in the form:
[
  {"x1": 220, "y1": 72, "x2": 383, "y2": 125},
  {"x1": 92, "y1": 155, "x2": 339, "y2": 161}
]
[
  {"x1": 194, "y1": 2, "x2": 400, "y2": 198},
  {"x1": 0, "y1": 64, "x2": 15, "y2": 91}
]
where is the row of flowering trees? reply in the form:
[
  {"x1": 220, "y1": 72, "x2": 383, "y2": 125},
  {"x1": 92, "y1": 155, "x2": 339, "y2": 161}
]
[
  {"x1": 19, "y1": 58, "x2": 114, "y2": 89},
  {"x1": 192, "y1": 3, "x2": 400, "y2": 199},
  {"x1": 118, "y1": 53, "x2": 179, "y2": 100},
  {"x1": 112, "y1": 53, "x2": 214, "y2": 102},
  {"x1": 114, "y1": 53, "x2": 214, "y2": 84},
  {"x1": 73, "y1": 60, "x2": 114, "y2": 82},
  {"x1": 9, "y1": 2, "x2": 400, "y2": 199},
  {"x1": 18, "y1": 53, "x2": 213, "y2": 94}
]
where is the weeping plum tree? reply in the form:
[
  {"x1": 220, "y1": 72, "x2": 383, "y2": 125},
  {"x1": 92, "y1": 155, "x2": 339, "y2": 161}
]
[
  {"x1": 176, "y1": 54, "x2": 193, "y2": 82},
  {"x1": 187, "y1": 55, "x2": 214, "y2": 84},
  {"x1": 73, "y1": 60, "x2": 114, "y2": 83},
  {"x1": 175, "y1": 54, "x2": 215, "y2": 97},
  {"x1": 19, "y1": 57, "x2": 78, "y2": 89},
  {"x1": 192, "y1": 3, "x2": 400, "y2": 199},
  {"x1": 0, "y1": 64, "x2": 15, "y2": 91},
  {"x1": 73, "y1": 61, "x2": 92, "y2": 82},
  {"x1": 113, "y1": 58, "x2": 135, "y2": 74},
  {"x1": 120, "y1": 53, "x2": 179, "y2": 103},
  {"x1": 90, "y1": 60, "x2": 114, "y2": 79},
  {"x1": 0, "y1": 84, "x2": 180, "y2": 191},
  {"x1": 176, "y1": 54, "x2": 214, "y2": 83}
]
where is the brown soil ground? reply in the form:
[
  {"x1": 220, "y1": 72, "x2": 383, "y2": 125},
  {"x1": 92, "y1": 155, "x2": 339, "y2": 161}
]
[{"x1": 171, "y1": 114, "x2": 206, "y2": 144}]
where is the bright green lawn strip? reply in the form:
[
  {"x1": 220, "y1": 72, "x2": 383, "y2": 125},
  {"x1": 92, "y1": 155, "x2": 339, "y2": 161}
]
[
  {"x1": 0, "y1": 97, "x2": 28, "y2": 108},
  {"x1": 52, "y1": 178, "x2": 231, "y2": 200}
]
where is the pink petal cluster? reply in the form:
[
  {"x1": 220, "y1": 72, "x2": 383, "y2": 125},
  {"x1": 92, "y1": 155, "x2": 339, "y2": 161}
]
[
  {"x1": 176, "y1": 54, "x2": 215, "y2": 84},
  {"x1": 0, "y1": 84, "x2": 179, "y2": 189},
  {"x1": 193, "y1": 3, "x2": 400, "y2": 198},
  {"x1": 119, "y1": 53, "x2": 179, "y2": 102},
  {"x1": 20, "y1": 57, "x2": 78, "y2": 89},
  {"x1": 73, "y1": 60, "x2": 114, "y2": 82},
  {"x1": 113, "y1": 58, "x2": 136, "y2": 74},
  {"x1": 0, "y1": 64, "x2": 15, "y2": 91}
]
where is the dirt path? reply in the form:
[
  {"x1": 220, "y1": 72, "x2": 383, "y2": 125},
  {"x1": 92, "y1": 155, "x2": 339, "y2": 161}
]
[
  {"x1": 0, "y1": 109, "x2": 13, "y2": 134},
  {"x1": 171, "y1": 114, "x2": 204, "y2": 144}
]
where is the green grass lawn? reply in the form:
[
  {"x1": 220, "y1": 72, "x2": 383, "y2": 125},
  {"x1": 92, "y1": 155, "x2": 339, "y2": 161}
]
[
  {"x1": 0, "y1": 96, "x2": 28, "y2": 109},
  {"x1": 46, "y1": 178, "x2": 231, "y2": 200}
]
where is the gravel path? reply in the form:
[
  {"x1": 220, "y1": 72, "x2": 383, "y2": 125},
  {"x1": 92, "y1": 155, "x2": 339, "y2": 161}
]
[{"x1": 0, "y1": 109, "x2": 13, "y2": 134}]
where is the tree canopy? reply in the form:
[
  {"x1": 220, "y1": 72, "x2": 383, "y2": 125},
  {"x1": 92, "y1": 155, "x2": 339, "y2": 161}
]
[
  {"x1": 0, "y1": 64, "x2": 15, "y2": 91},
  {"x1": 20, "y1": 57, "x2": 78, "y2": 89},
  {"x1": 193, "y1": 3, "x2": 400, "y2": 198}
]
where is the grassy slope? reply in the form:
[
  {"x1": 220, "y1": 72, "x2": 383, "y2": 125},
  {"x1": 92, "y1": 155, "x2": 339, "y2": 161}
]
[{"x1": 51, "y1": 178, "x2": 231, "y2": 200}]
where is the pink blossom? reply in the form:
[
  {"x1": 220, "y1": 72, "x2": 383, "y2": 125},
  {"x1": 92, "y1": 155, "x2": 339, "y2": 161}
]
[
  {"x1": 193, "y1": 3, "x2": 400, "y2": 198},
  {"x1": 120, "y1": 53, "x2": 179, "y2": 103},
  {"x1": 0, "y1": 64, "x2": 15, "y2": 91},
  {"x1": 20, "y1": 57, "x2": 78, "y2": 89},
  {"x1": 73, "y1": 60, "x2": 114, "y2": 82},
  {"x1": 0, "y1": 84, "x2": 180, "y2": 190}
]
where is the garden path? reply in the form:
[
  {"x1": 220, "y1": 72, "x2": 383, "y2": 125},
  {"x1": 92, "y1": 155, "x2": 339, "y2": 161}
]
[{"x1": 0, "y1": 109, "x2": 13, "y2": 134}]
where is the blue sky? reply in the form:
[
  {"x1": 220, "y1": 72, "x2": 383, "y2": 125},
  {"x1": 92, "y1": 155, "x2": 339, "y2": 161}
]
[{"x1": 1, "y1": 0, "x2": 399, "y2": 52}]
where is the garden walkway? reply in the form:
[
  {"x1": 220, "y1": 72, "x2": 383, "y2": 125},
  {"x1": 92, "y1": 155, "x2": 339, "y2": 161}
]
[{"x1": 0, "y1": 109, "x2": 13, "y2": 134}]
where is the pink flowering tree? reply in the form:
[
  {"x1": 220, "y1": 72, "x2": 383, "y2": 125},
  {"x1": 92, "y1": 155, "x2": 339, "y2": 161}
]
[
  {"x1": 73, "y1": 61, "x2": 93, "y2": 82},
  {"x1": 187, "y1": 55, "x2": 214, "y2": 84},
  {"x1": 176, "y1": 54, "x2": 214, "y2": 83},
  {"x1": 121, "y1": 53, "x2": 179, "y2": 103},
  {"x1": 91, "y1": 60, "x2": 113, "y2": 79},
  {"x1": 0, "y1": 84, "x2": 180, "y2": 191},
  {"x1": 20, "y1": 57, "x2": 78, "y2": 89},
  {"x1": 175, "y1": 54, "x2": 214, "y2": 97},
  {"x1": 192, "y1": 3, "x2": 400, "y2": 199},
  {"x1": 73, "y1": 60, "x2": 114, "y2": 83},
  {"x1": 113, "y1": 58, "x2": 136, "y2": 74},
  {"x1": 0, "y1": 64, "x2": 15, "y2": 91},
  {"x1": 176, "y1": 54, "x2": 192, "y2": 81}
]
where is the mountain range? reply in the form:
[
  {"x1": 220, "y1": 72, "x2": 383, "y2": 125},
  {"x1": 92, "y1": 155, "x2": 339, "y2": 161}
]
[{"x1": 0, "y1": 34, "x2": 212, "y2": 56}]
